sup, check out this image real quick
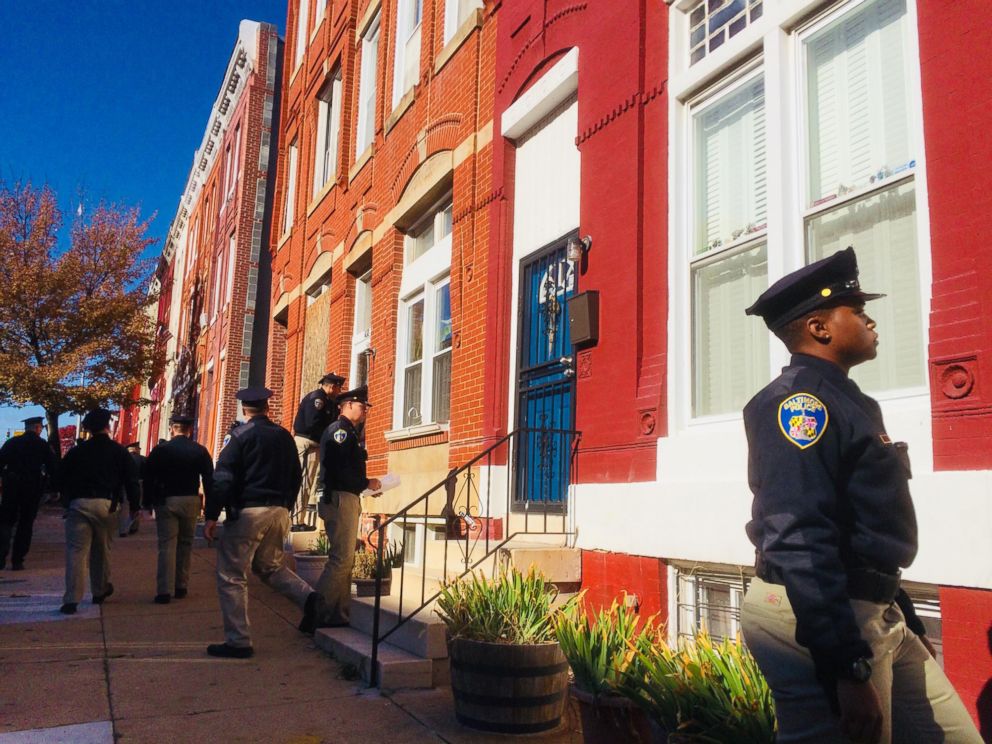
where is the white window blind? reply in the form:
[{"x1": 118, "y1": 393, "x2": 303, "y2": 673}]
[
  {"x1": 692, "y1": 243, "x2": 769, "y2": 417},
  {"x1": 805, "y1": 0, "x2": 912, "y2": 205},
  {"x1": 351, "y1": 271, "x2": 372, "y2": 387},
  {"x1": 314, "y1": 70, "x2": 342, "y2": 194},
  {"x1": 357, "y1": 16, "x2": 380, "y2": 155},
  {"x1": 694, "y1": 76, "x2": 767, "y2": 254},
  {"x1": 282, "y1": 142, "x2": 298, "y2": 236},
  {"x1": 444, "y1": 0, "x2": 481, "y2": 44},
  {"x1": 393, "y1": 0, "x2": 422, "y2": 106},
  {"x1": 807, "y1": 180, "x2": 922, "y2": 391},
  {"x1": 294, "y1": 0, "x2": 310, "y2": 69}
]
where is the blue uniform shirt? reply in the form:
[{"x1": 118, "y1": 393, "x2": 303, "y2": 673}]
[{"x1": 744, "y1": 354, "x2": 920, "y2": 677}]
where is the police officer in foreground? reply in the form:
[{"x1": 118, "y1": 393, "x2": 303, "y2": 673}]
[
  {"x1": 741, "y1": 247, "x2": 981, "y2": 743},
  {"x1": 56, "y1": 408, "x2": 139, "y2": 614},
  {"x1": 0, "y1": 416, "x2": 57, "y2": 570},
  {"x1": 314, "y1": 385, "x2": 381, "y2": 627},
  {"x1": 203, "y1": 387, "x2": 324, "y2": 658},
  {"x1": 292, "y1": 372, "x2": 345, "y2": 530},
  {"x1": 144, "y1": 414, "x2": 213, "y2": 604},
  {"x1": 117, "y1": 442, "x2": 146, "y2": 537}
]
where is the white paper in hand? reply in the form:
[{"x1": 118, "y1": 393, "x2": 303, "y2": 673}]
[{"x1": 362, "y1": 473, "x2": 401, "y2": 497}]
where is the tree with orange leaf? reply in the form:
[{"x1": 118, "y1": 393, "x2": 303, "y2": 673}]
[{"x1": 0, "y1": 181, "x2": 159, "y2": 454}]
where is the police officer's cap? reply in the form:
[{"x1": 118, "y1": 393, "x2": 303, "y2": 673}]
[
  {"x1": 235, "y1": 386, "x2": 273, "y2": 408},
  {"x1": 745, "y1": 247, "x2": 885, "y2": 330},
  {"x1": 337, "y1": 385, "x2": 372, "y2": 407},
  {"x1": 81, "y1": 408, "x2": 112, "y2": 432},
  {"x1": 22, "y1": 416, "x2": 44, "y2": 426},
  {"x1": 169, "y1": 413, "x2": 195, "y2": 426},
  {"x1": 319, "y1": 372, "x2": 346, "y2": 386},
  {"x1": 125, "y1": 441, "x2": 140, "y2": 449}
]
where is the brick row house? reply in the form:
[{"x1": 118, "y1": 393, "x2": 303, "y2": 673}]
[
  {"x1": 131, "y1": 21, "x2": 282, "y2": 453},
  {"x1": 122, "y1": 0, "x2": 992, "y2": 724}
]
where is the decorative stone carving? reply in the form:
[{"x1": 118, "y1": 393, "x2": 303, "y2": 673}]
[
  {"x1": 930, "y1": 355, "x2": 979, "y2": 406},
  {"x1": 577, "y1": 350, "x2": 593, "y2": 379},
  {"x1": 940, "y1": 363, "x2": 975, "y2": 400},
  {"x1": 639, "y1": 410, "x2": 656, "y2": 436}
]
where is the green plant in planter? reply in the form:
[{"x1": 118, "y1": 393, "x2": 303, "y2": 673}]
[
  {"x1": 436, "y1": 566, "x2": 574, "y2": 644},
  {"x1": 554, "y1": 596, "x2": 656, "y2": 698},
  {"x1": 307, "y1": 532, "x2": 332, "y2": 556},
  {"x1": 619, "y1": 629, "x2": 776, "y2": 743},
  {"x1": 351, "y1": 540, "x2": 401, "y2": 580}
]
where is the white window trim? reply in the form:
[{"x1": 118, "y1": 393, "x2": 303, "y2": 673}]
[
  {"x1": 666, "y1": 0, "x2": 934, "y2": 438},
  {"x1": 443, "y1": 0, "x2": 482, "y2": 46},
  {"x1": 356, "y1": 13, "x2": 381, "y2": 158},
  {"x1": 282, "y1": 141, "x2": 299, "y2": 238},
  {"x1": 392, "y1": 0, "x2": 422, "y2": 108},
  {"x1": 225, "y1": 233, "x2": 236, "y2": 308},
  {"x1": 393, "y1": 203, "x2": 453, "y2": 431},
  {"x1": 294, "y1": 0, "x2": 310, "y2": 72},
  {"x1": 313, "y1": 70, "x2": 343, "y2": 196},
  {"x1": 350, "y1": 270, "x2": 373, "y2": 386}
]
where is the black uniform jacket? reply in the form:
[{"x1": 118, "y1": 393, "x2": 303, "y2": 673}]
[
  {"x1": 319, "y1": 416, "x2": 368, "y2": 496},
  {"x1": 205, "y1": 416, "x2": 302, "y2": 521},
  {"x1": 293, "y1": 388, "x2": 333, "y2": 442},
  {"x1": 0, "y1": 430, "x2": 57, "y2": 494},
  {"x1": 744, "y1": 354, "x2": 921, "y2": 677},
  {"x1": 55, "y1": 434, "x2": 140, "y2": 510},
  {"x1": 144, "y1": 436, "x2": 214, "y2": 506}
]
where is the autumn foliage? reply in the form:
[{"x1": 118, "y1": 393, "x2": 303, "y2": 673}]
[{"x1": 0, "y1": 181, "x2": 160, "y2": 448}]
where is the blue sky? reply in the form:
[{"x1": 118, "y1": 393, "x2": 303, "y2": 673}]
[{"x1": 0, "y1": 0, "x2": 287, "y2": 439}]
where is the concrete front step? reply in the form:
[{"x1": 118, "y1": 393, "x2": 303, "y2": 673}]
[
  {"x1": 314, "y1": 626, "x2": 440, "y2": 690},
  {"x1": 349, "y1": 595, "x2": 448, "y2": 660}
]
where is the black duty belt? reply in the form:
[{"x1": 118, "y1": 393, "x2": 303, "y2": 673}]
[
  {"x1": 757, "y1": 560, "x2": 901, "y2": 604},
  {"x1": 240, "y1": 499, "x2": 290, "y2": 509}
]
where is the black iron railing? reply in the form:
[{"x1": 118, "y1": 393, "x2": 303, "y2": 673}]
[{"x1": 367, "y1": 427, "x2": 580, "y2": 686}]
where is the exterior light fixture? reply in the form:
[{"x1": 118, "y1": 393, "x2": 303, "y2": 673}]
[{"x1": 566, "y1": 235, "x2": 592, "y2": 263}]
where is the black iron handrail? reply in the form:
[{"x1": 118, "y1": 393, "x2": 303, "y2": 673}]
[{"x1": 367, "y1": 426, "x2": 581, "y2": 686}]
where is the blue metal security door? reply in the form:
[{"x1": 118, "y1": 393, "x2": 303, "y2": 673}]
[{"x1": 515, "y1": 236, "x2": 577, "y2": 510}]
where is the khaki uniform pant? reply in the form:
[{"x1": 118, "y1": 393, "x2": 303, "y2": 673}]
[
  {"x1": 63, "y1": 498, "x2": 115, "y2": 604},
  {"x1": 155, "y1": 495, "x2": 200, "y2": 596},
  {"x1": 741, "y1": 578, "x2": 982, "y2": 743},
  {"x1": 294, "y1": 436, "x2": 320, "y2": 524},
  {"x1": 215, "y1": 506, "x2": 313, "y2": 648},
  {"x1": 315, "y1": 491, "x2": 362, "y2": 625}
]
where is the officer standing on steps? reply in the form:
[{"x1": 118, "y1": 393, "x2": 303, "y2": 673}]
[
  {"x1": 740, "y1": 247, "x2": 982, "y2": 744},
  {"x1": 0, "y1": 416, "x2": 57, "y2": 571},
  {"x1": 314, "y1": 385, "x2": 381, "y2": 628},
  {"x1": 55, "y1": 408, "x2": 140, "y2": 615},
  {"x1": 203, "y1": 387, "x2": 324, "y2": 658},
  {"x1": 292, "y1": 372, "x2": 345, "y2": 530},
  {"x1": 144, "y1": 414, "x2": 213, "y2": 604}
]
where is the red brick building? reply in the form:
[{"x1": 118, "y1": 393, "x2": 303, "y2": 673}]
[
  {"x1": 132, "y1": 21, "x2": 282, "y2": 456},
  {"x1": 482, "y1": 0, "x2": 992, "y2": 727},
  {"x1": 268, "y1": 0, "x2": 495, "y2": 516}
]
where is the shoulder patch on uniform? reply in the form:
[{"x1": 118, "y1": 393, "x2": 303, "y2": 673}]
[
  {"x1": 333, "y1": 429, "x2": 348, "y2": 444},
  {"x1": 778, "y1": 393, "x2": 829, "y2": 449},
  {"x1": 314, "y1": 398, "x2": 324, "y2": 410},
  {"x1": 222, "y1": 434, "x2": 232, "y2": 449}
]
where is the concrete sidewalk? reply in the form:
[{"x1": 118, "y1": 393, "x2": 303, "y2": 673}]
[{"x1": 0, "y1": 506, "x2": 581, "y2": 743}]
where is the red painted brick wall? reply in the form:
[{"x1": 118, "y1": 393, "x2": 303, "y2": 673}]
[
  {"x1": 581, "y1": 549, "x2": 668, "y2": 623},
  {"x1": 488, "y1": 0, "x2": 668, "y2": 482},
  {"x1": 939, "y1": 586, "x2": 992, "y2": 734},
  {"x1": 918, "y1": 1, "x2": 992, "y2": 470},
  {"x1": 269, "y1": 0, "x2": 498, "y2": 476}
]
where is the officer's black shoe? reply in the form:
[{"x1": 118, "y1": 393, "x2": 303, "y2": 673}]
[
  {"x1": 154, "y1": 594, "x2": 171, "y2": 604},
  {"x1": 298, "y1": 592, "x2": 326, "y2": 635},
  {"x1": 60, "y1": 603, "x2": 78, "y2": 615},
  {"x1": 206, "y1": 643, "x2": 254, "y2": 659},
  {"x1": 11, "y1": 562, "x2": 24, "y2": 571},
  {"x1": 174, "y1": 588, "x2": 188, "y2": 599},
  {"x1": 93, "y1": 583, "x2": 114, "y2": 604}
]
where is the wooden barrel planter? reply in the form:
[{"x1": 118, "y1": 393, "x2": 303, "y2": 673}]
[
  {"x1": 570, "y1": 685, "x2": 652, "y2": 743},
  {"x1": 449, "y1": 638, "x2": 570, "y2": 734}
]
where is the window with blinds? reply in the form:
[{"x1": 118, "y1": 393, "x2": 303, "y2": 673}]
[
  {"x1": 356, "y1": 15, "x2": 380, "y2": 156},
  {"x1": 691, "y1": 72, "x2": 769, "y2": 417},
  {"x1": 804, "y1": 0, "x2": 922, "y2": 392}
]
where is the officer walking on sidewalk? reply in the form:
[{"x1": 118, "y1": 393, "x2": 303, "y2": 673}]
[
  {"x1": 0, "y1": 416, "x2": 57, "y2": 571},
  {"x1": 55, "y1": 408, "x2": 140, "y2": 614},
  {"x1": 144, "y1": 413, "x2": 213, "y2": 604},
  {"x1": 292, "y1": 372, "x2": 345, "y2": 530},
  {"x1": 741, "y1": 247, "x2": 981, "y2": 743},
  {"x1": 314, "y1": 385, "x2": 381, "y2": 627},
  {"x1": 203, "y1": 387, "x2": 324, "y2": 658},
  {"x1": 117, "y1": 441, "x2": 146, "y2": 537}
]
